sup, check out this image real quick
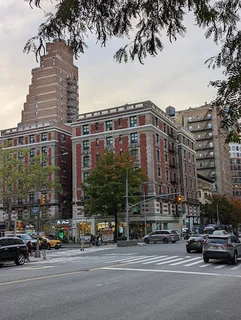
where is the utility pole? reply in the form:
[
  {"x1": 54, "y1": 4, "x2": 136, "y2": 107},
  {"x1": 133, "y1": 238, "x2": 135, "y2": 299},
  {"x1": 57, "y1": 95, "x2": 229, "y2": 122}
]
[{"x1": 143, "y1": 192, "x2": 147, "y2": 236}]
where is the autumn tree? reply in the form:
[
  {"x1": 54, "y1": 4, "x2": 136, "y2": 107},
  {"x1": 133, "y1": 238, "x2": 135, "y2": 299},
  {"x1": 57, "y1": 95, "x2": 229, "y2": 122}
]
[
  {"x1": 82, "y1": 150, "x2": 147, "y2": 241},
  {"x1": 0, "y1": 147, "x2": 61, "y2": 230},
  {"x1": 25, "y1": 0, "x2": 241, "y2": 141}
]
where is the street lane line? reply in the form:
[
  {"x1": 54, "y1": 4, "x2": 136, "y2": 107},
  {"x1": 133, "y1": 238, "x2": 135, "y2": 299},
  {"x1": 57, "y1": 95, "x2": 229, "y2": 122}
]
[
  {"x1": 184, "y1": 259, "x2": 204, "y2": 267},
  {"x1": 102, "y1": 267, "x2": 241, "y2": 278},
  {"x1": 214, "y1": 264, "x2": 227, "y2": 269},
  {"x1": 127, "y1": 256, "x2": 160, "y2": 264},
  {"x1": 156, "y1": 257, "x2": 184, "y2": 265},
  {"x1": 104, "y1": 256, "x2": 148, "y2": 264},
  {"x1": 142, "y1": 255, "x2": 173, "y2": 264},
  {"x1": 199, "y1": 264, "x2": 210, "y2": 268},
  {"x1": 170, "y1": 257, "x2": 201, "y2": 266},
  {"x1": 231, "y1": 264, "x2": 241, "y2": 270}
]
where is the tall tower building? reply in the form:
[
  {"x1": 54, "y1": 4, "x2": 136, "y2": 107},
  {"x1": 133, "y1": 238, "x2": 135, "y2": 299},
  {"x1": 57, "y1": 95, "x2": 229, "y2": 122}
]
[{"x1": 21, "y1": 40, "x2": 79, "y2": 126}]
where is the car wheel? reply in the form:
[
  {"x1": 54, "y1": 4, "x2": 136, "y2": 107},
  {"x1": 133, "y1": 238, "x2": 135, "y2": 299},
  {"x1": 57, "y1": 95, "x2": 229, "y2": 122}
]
[
  {"x1": 15, "y1": 253, "x2": 25, "y2": 265},
  {"x1": 48, "y1": 244, "x2": 51, "y2": 250},
  {"x1": 55, "y1": 246, "x2": 60, "y2": 250},
  {"x1": 163, "y1": 238, "x2": 168, "y2": 244},
  {"x1": 172, "y1": 241, "x2": 176, "y2": 243},
  {"x1": 186, "y1": 249, "x2": 191, "y2": 253},
  {"x1": 203, "y1": 257, "x2": 209, "y2": 263},
  {"x1": 232, "y1": 252, "x2": 238, "y2": 265},
  {"x1": 144, "y1": 238, "x2": 149, "y2": 244}
]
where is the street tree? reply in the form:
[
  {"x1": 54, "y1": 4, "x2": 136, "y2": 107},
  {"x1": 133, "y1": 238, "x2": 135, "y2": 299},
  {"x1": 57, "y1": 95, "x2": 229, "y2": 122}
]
[
  {"x1": 0, "y1": 147, "x2": 61, "y2": 230},
  {"x1": 25, "y1": 0, "x2": 241, "y2": 141},
  {"x1": 81, "y1": 150, "x2": 147, "y2": 241}
]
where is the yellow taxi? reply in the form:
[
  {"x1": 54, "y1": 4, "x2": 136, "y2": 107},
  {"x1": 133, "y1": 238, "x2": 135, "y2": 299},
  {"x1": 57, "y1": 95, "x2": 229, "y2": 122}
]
[{"x1": 38, "y1": 236, "x2": 62, "y2": 250}]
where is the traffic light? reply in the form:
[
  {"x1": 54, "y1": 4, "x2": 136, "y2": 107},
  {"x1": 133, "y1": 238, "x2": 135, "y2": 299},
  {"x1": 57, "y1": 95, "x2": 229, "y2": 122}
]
[
  {"x1": 40, "y1": 194, "x2": 46, "y2": 204},
  {"x1": 17, "y1": 221, "x2": 23, "y2": 230},
  {"x1": 177, "y1": 195, "x2": 185, "y2": 203}
]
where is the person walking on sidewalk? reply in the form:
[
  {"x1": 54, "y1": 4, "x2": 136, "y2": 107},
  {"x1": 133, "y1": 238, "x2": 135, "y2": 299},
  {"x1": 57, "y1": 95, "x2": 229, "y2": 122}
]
[
  {"x1": 26, "y1": 240, "x2": 34, "y2": 261},
  {"x1": 41, "y1": 239, "x2": 48, "y2": 259},
  {"x1": 79, "y1": 234, "x2": 85, "y2": 251}
]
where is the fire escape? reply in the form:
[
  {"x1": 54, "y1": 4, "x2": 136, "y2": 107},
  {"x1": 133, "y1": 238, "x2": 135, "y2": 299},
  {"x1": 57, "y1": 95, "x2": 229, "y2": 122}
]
[
  {"x1": 66, "y1": 76, "x2": 78, "y2": 123},
  {"x1": 188, "y1": 107, "x2": 215, "y2": 179}
]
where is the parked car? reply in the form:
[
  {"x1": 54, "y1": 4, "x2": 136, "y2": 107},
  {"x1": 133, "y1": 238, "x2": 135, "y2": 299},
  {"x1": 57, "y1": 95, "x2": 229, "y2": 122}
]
[
  {"x1": 0, "y1": 237, "x2": 28, "y2": 266},
  {"x1": 32, "y1": 236, "x2": 61, "y2": 250},
  {"x1": 203, "y1": 235, "x2": 241, "y2": 264},
  {"x1": 143, "y1": 230, "x2": 180, "y2": 244},
  {"x1": 212, "y1": 230, "x2": 228, "y2": 235},
  {"x1": 6, "y1": 233, "x2": 37, "y2": 250},
  {"x1": 186, "y1": 234, "x2": 208, "y2": 253}
]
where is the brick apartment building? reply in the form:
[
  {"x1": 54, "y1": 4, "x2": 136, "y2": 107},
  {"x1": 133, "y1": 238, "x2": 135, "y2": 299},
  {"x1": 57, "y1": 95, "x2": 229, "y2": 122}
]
[
  {"x1": 229, "y1": 143, "x2": 241, "y2": 198},
  {"x1": 0, "y1": 40, "x2": 78, "y2": 235},
  {"x1": 71, "y1": 101, "x2": 198, "y2": 238}
]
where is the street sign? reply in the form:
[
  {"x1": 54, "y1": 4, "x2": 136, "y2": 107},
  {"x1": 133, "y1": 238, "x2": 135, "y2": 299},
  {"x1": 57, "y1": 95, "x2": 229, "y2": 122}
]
[{"x1": 31, "y1": 207, "x2": 39, "y2": 216}]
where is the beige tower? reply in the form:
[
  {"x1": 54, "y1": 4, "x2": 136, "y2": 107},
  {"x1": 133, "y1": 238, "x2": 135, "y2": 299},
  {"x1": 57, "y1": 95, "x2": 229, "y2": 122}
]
[{"x1": 21, "y1": 40, "x2": 79, "y2": 125}]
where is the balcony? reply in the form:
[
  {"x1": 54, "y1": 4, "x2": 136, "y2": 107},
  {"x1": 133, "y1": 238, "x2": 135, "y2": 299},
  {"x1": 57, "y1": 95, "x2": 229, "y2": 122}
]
[
  {"x1": 67, "y1": 93, "x2": 77, "y2": 100},
  {"x1": 67, "y1": 100, "x2": 77, "y2": 108},
  {"x1": 66, "y1": 76, "x2": 77, "y2": 85},
  {"x1": 188, "y1": 116, "x2": 212, "y2": 123}
]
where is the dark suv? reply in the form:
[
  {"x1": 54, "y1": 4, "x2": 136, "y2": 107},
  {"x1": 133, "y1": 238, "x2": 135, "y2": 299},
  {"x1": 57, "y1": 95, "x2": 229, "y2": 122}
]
[{"x1": 0, "y1": 237, "x2": 28, "y2": 266}]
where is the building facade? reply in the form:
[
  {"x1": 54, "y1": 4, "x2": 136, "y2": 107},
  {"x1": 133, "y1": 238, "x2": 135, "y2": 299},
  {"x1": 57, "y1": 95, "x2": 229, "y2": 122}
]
[
  {"x1": 71, "y1": 101, "x2": 198, "y2": 239},
  {"x1": 174, "y1": 104, "x2": 232, "y2": 196},
  {"x1": 229, "y1": 143, "x2": 241, "y2": 198},
  {"x1": 21, "y1": 40, "x2": 79, "y2": 126},
  {"x1": 0, "y1": 122, "x2": 72, "y2": 226}
]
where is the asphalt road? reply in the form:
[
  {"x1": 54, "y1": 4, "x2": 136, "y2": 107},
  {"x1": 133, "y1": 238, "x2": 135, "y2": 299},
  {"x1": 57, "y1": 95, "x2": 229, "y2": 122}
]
[{"x1": 0, "y1": 241, "x2": 241, "y2": 320}]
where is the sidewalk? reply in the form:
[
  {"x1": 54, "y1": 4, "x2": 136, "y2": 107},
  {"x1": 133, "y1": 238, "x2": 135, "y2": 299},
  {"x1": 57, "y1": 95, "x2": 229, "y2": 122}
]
[{"x1": 60, "y1": 242, "x2": 116, "y2": 249}]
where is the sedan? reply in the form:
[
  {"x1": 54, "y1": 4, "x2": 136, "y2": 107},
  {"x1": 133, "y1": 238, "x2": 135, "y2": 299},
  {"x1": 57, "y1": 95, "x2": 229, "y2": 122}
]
[{"x1": 186, "y1": 234, "x2": 207, "y2": 253}]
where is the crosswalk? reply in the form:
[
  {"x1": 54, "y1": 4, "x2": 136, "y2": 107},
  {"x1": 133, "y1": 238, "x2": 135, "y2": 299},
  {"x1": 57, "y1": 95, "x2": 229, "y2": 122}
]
[{"x1": 31, "y1": 251, "x2": 241, "y2": 271}]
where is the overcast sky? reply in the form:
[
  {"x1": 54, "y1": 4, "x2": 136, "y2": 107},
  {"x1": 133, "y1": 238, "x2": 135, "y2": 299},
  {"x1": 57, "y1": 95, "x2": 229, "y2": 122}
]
[{"x1": 0, "y1": 0, "x2": 224, "y2": 130}]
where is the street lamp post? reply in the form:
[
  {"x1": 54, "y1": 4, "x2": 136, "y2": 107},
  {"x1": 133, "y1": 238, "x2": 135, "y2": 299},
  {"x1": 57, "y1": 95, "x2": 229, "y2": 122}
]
[
  {"x1": 35, "y1": 152, "x2": 68, "y2": 257},
  {"x1": 125, "y1": 168, "x2": 129, "y2": 241}
]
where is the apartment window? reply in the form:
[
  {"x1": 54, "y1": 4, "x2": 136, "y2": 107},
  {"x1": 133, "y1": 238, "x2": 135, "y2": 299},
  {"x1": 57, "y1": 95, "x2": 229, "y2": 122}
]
[
  {"x1": 62, "y1": 176, "x2": 67, "y2": 187},
  {"x1": 164, "y1": 139, "x2": 167, "y2": 149},
  {"x1": 208, "y1": 132, "x2": 213, "y2": 137},
  {"x1": 95, "y1": 123, "x2": 99, "y2": 131},
  {"x1": 83, "y1": 156, "x2": 90, "y2": 168},
  {"x1": 41, "y1": 132, "x2": 47, "y2": 141},
  {"x1": 29, "y1": 193, "x2": 35, "y2": 203},
  {"x1": 18, "y1": 136, "x2": 24, "y2": 145},
  {"x1": 157, "y1": 150, "x2": 160, "y2": 161},
  {"x1": 83, "y1": 140, "x2": 89, "y2": 151},
  {"x1": 83, "y1": 125, "x2": 89, "y2": 135},
  {"x1": 130, "y1": 132, "x2": 138, "y2": 144},
  {"x1": 96, "y1": 153, "x2": 100, "y2": 162},
  {"x1": 52, "y1": 57, "x2": 55, "y2": 65},
  {"x1": 131, "y1": 149, "x2": 139, "y2": 161},
  {"x1": 30, "y1": 148, "x2": 35, "y2": 158},
  {"x1": 173, "y1": 173, "x2": 176, "y2": 182},
  {"x1": 207, "y1": 123, "x2": 212, "y2": 128},
  {"x1": 120, "y1": 148, "x2": 123, "y2": 156},
  {"x1": 41, "y1": 59, "x2": 44, "y2": 68},
  {"x1": 207, "y1": 114, "x2": 212, "y2": 119},
  {"x1": 158, "y1": 167, "x2": 161, "y2": 177},
  {"x1": 118, "y1": 118, "x2": 122, "y2": 127},
  {"x1": 184, "y1": 150, "x2": 186, "y2": 158},
  {"x1": 192, "y1": 155, "x2": 195, "y2": 163},
  {"x1": 166, "y1": 170, "x2": 169, "y2": 181},
  {"x1": 200, "y1": 162, "x2": 203, "y2": 168},
  {"x1": 18, "y1": 151, "x2": 24, "y2": 160},
  {"x1": 106, "y1": 120, "x2": 113, "y2": 131},
  {"x1": 83, "y1": 172, "x2": 89, "y2": 182},
  {"x1": 163, "y1": 123, "x2": 166, "y2": 133},
  {"x1": 188, "y1": 126, "x2": 193, "y2": 131},
  {"x1": 156, "y1": 134, "x2": 159, "y2": 144},
  {"x1": 198, "y1": 191, "x2": 201, "y2": 198},
  {"x1": 42, "y1": 146, "x2": 48, "y2": 156},
  {"x1": 185, "y1": 177, "x2": 188, "y2": 187},
  {"x1": 61, "y1": 134, "x2": 66, "y2": 143},
  {"x1": 165, "y1": 154, "x2": 168, "y2": 162},
  {"x1": 96, "y1": 139, "x2": 99, "y2": 146},
  {"x1": 119, "y1": 135, "x2": 123, "y2": 143},
  {"x1": 155, "y1": 117, "x2": 158, "y2": 127},
  {"x1": 209, "y1": 142, "x2": 213, "y2": 148},
  {"x1": 130, "y1": 116, "x2": 137, "y2": 127},
  {"x1": 106, "y1": 136, "x2": 113, "y2": 147}
]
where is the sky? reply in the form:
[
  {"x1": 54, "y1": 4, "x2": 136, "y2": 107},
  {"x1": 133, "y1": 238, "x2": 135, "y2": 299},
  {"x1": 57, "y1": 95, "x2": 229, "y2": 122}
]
[{"x1": 0, "y1": 0, "x2": 224, "y2": 130}]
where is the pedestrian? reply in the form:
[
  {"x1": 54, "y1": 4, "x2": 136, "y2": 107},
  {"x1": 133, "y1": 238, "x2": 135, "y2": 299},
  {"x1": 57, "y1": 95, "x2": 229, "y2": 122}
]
[
  {"x1": 95, "y1": 235, "x2": 99, "y2": 247},
  {"x1": 79, "y1": 234, "x2": 85, "y2": 251},
  {"x1": 40, "y1": 239, "x2": 48, "y2": 259},
  {"x1": 26, "y1": 240, "x2": 33, "y2": 261}
]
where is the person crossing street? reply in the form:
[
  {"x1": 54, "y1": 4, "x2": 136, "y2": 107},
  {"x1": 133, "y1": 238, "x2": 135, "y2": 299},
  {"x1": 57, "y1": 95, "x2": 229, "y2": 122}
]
[
  {"x1": 40, "y1": 238, "x2": 48, "y2": 259},
  {"x1": 79, "y1": 234, "x2": 85, "y2": 251}
]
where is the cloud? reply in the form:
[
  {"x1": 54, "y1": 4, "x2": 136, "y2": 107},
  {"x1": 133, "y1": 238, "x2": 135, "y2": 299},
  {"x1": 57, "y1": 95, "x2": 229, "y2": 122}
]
[{"x1": 0, "y1": 2, "x2": 224, "y2": 129}]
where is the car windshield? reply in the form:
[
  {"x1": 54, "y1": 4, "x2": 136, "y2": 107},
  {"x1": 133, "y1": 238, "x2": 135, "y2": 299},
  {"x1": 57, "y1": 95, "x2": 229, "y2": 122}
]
[
  {"x1": 207, "y1": 238, "x2": 228, "y2": 244},
  {"x1": 21, "y1": 234, "x2": 32, "y2": 240},
  {"x1": 189, "y1": 237, "x2": 202, "y2": 240}
]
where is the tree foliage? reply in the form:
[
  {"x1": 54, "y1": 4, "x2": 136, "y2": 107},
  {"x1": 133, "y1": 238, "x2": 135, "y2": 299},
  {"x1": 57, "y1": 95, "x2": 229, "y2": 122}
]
[
  {"x1": 82, "y1": 150, "x2": 147, "y2": 238},
  {"x1": 25, "y1": 0, "x2": 241, "y2": 142},
  {"x1": 201, "y1": 195, "x2": 241, "y2": 228},
  {"x1": 0, "y1": 147, "x2": 61, "y2": 229}
]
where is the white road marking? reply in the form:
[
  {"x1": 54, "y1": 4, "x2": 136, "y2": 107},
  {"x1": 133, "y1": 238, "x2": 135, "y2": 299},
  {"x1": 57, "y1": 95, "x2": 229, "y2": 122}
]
[
  {"x1": 156, "y1": 257, "x2": 184, "y2": 265},
  {"x1": 184, "y1": 259, "x2": 204, "y2": 267},
  {"x1": 231, "y1": 264, "x2": 241, "y2": 271},
  {"x1": 142, "y1": 256, "x2": 171, "y2": 264},
  {"x1": 214, "y1": 264, "x2": 227, "y2": 269},
  {"x1": 104, "y1": 256, "x2": 148, "y2": 264},
  {"x1": 170, "y1": 257, "x2": 201, "y2": 266},
  {"x1": 102, "y1": 267, "x2": 241, "y2": 278},
  {"x1": 127, "y1": 256, "x2": 159, "y2": 264}
]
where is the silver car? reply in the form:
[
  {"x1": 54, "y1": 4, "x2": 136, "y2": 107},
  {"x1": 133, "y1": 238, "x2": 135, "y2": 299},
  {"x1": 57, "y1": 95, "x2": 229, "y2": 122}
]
[
  {"x1": 203, "y1": 235, "x2": 241, "y2": 264},
  {"x1": 144, "y1": 230, "x2": 180, "y2": 244}
]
